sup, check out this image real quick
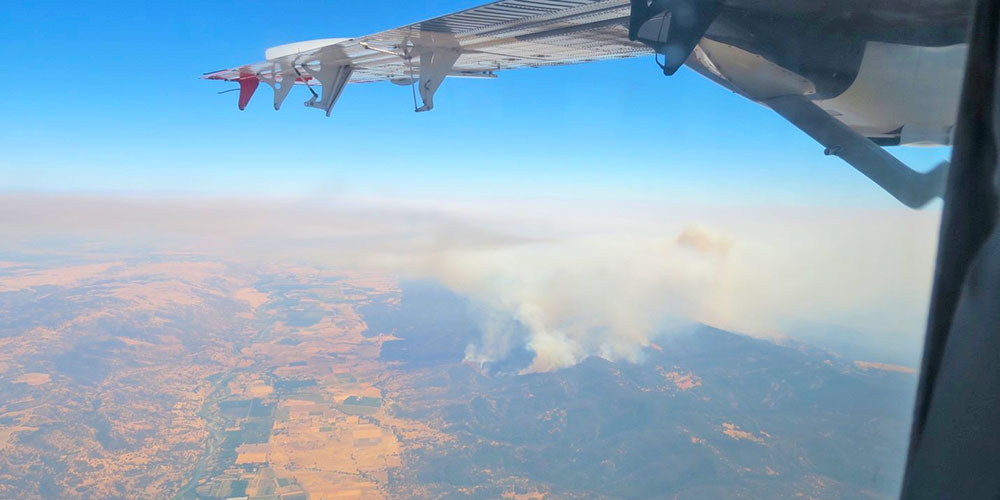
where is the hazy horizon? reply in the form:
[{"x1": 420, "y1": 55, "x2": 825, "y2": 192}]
[{"x1": 1, "y1": 192, "x2": 940, "y2": 370}]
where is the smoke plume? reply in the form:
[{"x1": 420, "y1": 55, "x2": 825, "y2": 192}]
[{"x1": 0, "y1": 193, "x2": 941, "y2": 371}]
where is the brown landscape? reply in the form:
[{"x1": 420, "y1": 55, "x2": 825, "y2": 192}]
[
  {"x1": 0, "y1": 249, "x2": 921, "y2": 500},
  {"x1": 0, "y1": 255, "x2": 454, "y2": 499}
]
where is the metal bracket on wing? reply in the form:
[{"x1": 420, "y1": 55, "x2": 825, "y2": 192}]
[
  {"x1": 362, "y1": 38, "x2": 461, "y2": 112},
  {"x1": 765, "y1": 94, "x2": 949, "y2": 209},
  {"x1": 414, "y1": 45, "x2": 461, "y2": 112},
  {"x1": 258, "y1": 64, "x2": 298, "y2": 111},
  {"x1": 629, "y1": 0, "x2": 721, "y2": 75},
  {"x1": 299, "y1": 47, "x2": 354, "y2": 117}
]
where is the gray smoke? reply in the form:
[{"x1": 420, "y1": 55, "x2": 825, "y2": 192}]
[{"x1": 0, "y1": 193, "x2": 941, "y2": 371}]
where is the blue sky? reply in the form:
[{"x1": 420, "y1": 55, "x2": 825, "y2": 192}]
[{"x1": 0, "y1": 0, "x2": 951, "y2": 206}]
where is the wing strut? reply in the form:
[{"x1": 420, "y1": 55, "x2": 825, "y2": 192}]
[{"x1": 765, "y1": 94, "x2": 949, "y2": 208}]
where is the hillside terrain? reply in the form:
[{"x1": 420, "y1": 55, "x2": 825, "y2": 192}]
[{"x1": 0, "y1": 257, "x2": 916, "y2": 499}]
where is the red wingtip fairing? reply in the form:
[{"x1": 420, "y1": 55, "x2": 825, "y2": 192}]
[{"x1": 237, "y1": 74, "x2": 260, "y2": 111}]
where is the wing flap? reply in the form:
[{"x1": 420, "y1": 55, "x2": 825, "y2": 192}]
[{"x1": 203, "y1": 0, "x2": 650, "y2": 114}]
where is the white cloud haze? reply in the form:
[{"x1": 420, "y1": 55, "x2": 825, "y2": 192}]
[{"x1": 0, "y1": 193, "x2": 941, "y2": 371}]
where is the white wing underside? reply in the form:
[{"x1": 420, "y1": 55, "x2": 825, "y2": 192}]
[
  {"x1": 204, "y1": 0, "x2": 650, "y2": 112},
  {"x1": 203, "y1": 0, "x2": 961, "y2": 208}
]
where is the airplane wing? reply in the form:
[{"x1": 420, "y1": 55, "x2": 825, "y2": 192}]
[
  {"x1": 203, "y1": 0, "x2": 648, "y2": 114},
  {"x1": 204, "y1": 0, "x2": 971, "y2": 208}
]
